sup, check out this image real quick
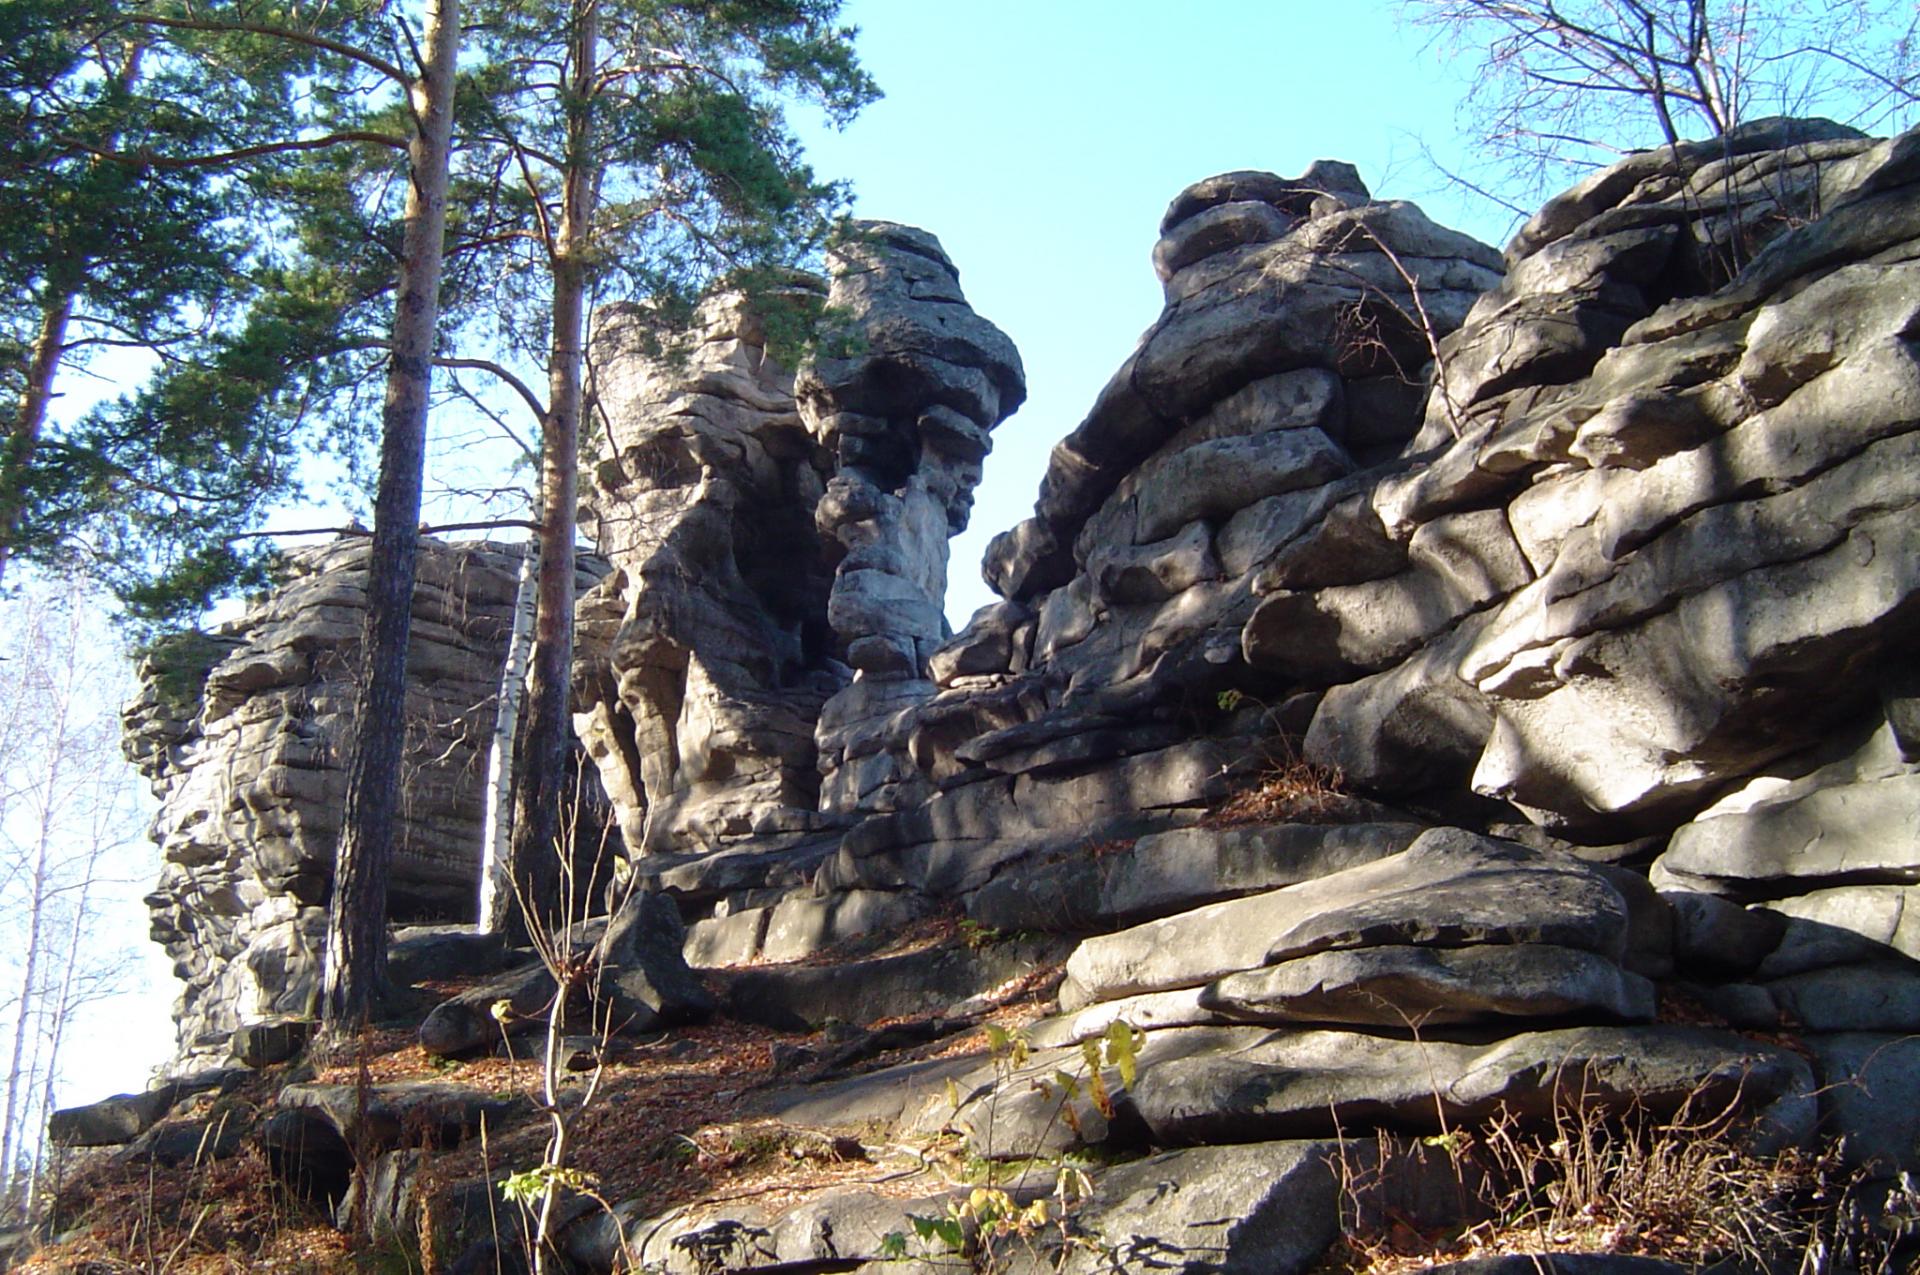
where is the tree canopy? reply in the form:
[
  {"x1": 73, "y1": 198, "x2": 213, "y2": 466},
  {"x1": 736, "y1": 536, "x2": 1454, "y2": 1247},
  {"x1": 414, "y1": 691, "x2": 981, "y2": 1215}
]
[{"x1": 1410, "y1": 0, "x2": 1920, "y2": 201}]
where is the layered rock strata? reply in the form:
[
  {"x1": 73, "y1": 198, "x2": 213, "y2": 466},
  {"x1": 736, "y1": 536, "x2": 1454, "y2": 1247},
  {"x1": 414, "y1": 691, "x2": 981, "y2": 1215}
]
[
  {"x1": 101, "y1": 120, "x2": 1920, "y2": 1275},
  {"x1": 646, "y1": 126, "x2": 1920, "y2": 1215},
  {"x1": 124, "y1": 538, "x2": 589, "y2": 1068},
  {"x1": 574, "y1": 221, "x2": 1023, "y2": 864}
]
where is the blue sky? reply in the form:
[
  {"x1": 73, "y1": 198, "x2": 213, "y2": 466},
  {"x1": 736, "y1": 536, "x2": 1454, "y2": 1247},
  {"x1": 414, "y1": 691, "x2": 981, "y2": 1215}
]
[{"x1": 788, "y1": 0, "x2": 1514, "y2": 623}]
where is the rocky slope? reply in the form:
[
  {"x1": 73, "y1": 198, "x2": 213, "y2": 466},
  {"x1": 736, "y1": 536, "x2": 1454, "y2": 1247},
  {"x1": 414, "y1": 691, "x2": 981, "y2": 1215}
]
[{"x1": 70, "y1": 116, "x2": 1920, "y2": 1274}]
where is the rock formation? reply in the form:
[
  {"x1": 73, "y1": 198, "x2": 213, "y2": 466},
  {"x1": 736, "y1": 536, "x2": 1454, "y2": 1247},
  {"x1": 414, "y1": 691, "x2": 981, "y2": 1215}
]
[
  {"x1": 576, "y1": 288, "x2": 841, "y2": 858},
  {"x1": 86, "y1": 117, "x2": 1920, "y2": 1275},
  {"x1": 573, "y1": 221, "x2": 1024, "y2": 864},
  {"x1": 599, "y1": 121, "x2": 1920, "y2": 1265},
  {"x1": 124, "y1": 538, "x2": 599, "y2": 1068}
]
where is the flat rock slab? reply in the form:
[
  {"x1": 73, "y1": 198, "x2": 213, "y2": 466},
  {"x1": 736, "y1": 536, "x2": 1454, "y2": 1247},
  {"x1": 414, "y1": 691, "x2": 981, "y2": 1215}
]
[
  {"x1": 722, "y1": 933, "x2": 1073, "y2": 1032},
  {"x1": 1063, "y1": 829, "x2": 1633, "y2": 1007},
  {"x1": 945, "y1": 1023, "x2": 1813, "y2": 1160},
  {"x1": 967, "y1": 818, "x2": 1424, "y2": 934},
  {"x1": 277, "y1": 1080, "x2": 522, "y2": 1155},
  {"x1": 752, "y1": 1054, "x2": 980, "y2": 1135},
  {"x1": 1127, "y1": 1024, "x2": 1813, "y2": 1152},
  {"x1": 1659, "y1": 773, "x2": 1920, "y2": 891},
  {"x1": 1202, "y1": 943, "x2": 1655, "y2": 1028},
  {"x1": 49, "y1": 1084, "x2": 189, "y2": 1147}
]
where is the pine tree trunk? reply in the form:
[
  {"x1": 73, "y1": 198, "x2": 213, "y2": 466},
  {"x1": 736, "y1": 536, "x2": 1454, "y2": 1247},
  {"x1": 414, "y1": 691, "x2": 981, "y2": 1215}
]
[
  {"x1": 321, "y1": 0, "x2": 460, "y2": 1035},
  {"x1": 0, "y1": 292, "x2": 75, "y2": 588},
  {"x1": 478, "y1": 540, "x2": 538, "y2": 934},
  {"x1": 507, "y1": 0, "x2": 597, "y2": 947}
]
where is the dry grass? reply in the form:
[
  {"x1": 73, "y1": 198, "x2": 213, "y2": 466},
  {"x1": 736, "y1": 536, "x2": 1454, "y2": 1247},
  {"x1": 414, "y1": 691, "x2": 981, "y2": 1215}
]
[
  {"x1": 1331, "y1": 1088, "x2": 1911, "y2": 1275},
  {"x1": 1206, "y1": 754, "x2": 1348, "y2": 825},
  {"x1": 23, "y1": 1144, "x2": 351, "y2": 1275},
  {"x1": 19, "y1": 937, "x2": 1063, "y2": 1273}
]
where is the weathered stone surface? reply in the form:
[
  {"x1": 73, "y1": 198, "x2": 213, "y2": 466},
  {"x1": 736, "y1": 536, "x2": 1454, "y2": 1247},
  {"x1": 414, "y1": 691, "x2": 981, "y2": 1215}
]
[
  {"x1": 1152, "y1": 198, "x2": 1294, "y2": 282},
  {"x1": 1126, "y1": 1024, "x2": 1813, "y2": 1151},
  {"x1": 968, "y1": 818, "x2": 1423, "y2": 933},
  {"x1": 948, "y1": 1022, "x2": 1811, "y2": 1159},
  {"x1": 1702, "y1": 963, "x2": 1920, "y2": 1033},
  {"x1": 1050, "y1": 1140, "x2": 1350, "y2": 1275},
  {"x1": 386, "y1": 925, "x2": 512, "y2": 987},
  {"x1": 1664, "y1": 890, "x2": 1787, "y2": 977},
  {"x1": 127, "y1": 1113, "x2": 246, "y2": 1168},
  {"x1": 928, "y1": 600, "x2": 1030, "y2": 685},
  {"x1": 1660, "y1": 774, "x2": 1920, "y2": 892},
  {"x1": 1200, "y1": 943, "x2": 1655, "y2": 1028},
  {"x1": 1756, "y1": 885, "x2": 1920, "y2": 976},
  {"x1": 1063, "y1": 830, "x2": 1632, "y2": 1008},
  {"x1": 692, "y1": 887, "x2": 929, "y2": 966},
  {"x1": 278, "y1": 1080, "x2": 519, "y2": 1156},
  {"x1": 123, "y1": 538, "x2": 590, "y2": 1070},
  {"x1": 722, "y1": 933, "x2": 1071, "y2": 1031},
  {"x1": 49, "y1": 1086, "x2": 185, "y2": 1147},
  {"x1": 1136, "y1": 199, "x2": 1500, "y2": 420},
  {"x1": 230, "y1": 1019, "x2": 313, "y2": 1069},
  {"x1": 1808, "y1": 1033, "x2": 1920, "y2": 1174}
]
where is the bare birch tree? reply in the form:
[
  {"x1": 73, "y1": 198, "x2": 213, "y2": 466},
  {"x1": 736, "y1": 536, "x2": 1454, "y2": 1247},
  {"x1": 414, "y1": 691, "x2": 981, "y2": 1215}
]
[
  {"x1": 1409, "y1": 0, "x2": 1920, "y2": 198},
  {"x1": 0, "y1": 577, "x2": 148, "y2": 1221}
]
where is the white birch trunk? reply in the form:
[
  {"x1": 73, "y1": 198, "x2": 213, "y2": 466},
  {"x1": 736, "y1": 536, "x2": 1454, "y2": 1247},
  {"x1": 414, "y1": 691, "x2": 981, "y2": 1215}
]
[
  {"x1": 478, "y1": 539, "x2": 538, "y2": 934},
  {"x1": 27, "y1": 854, "x2": 99, "y2": 1216}
]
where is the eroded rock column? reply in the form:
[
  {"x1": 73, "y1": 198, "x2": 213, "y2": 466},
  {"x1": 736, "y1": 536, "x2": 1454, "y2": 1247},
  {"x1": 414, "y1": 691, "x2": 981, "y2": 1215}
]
[
  {"x1": 578, "y1": 293, "x2": 842, "y2": 856},
  {"x1": 797, "y1": 222, "x2": 1025, "y2": 813}
]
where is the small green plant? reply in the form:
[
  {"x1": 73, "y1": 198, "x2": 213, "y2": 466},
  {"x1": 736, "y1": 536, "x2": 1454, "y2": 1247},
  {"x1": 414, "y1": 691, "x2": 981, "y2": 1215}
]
[
  {"x1": 884, "y1": 1187, "x2": 1054, "y2": 1265},
  {"x1": 499, "y1": 1163, "x2": 595, "y2": 1209},
  {"x1": 887, "y1": 1020, "x2": 1143, "y2": 1267},
  {"x1": 958, "y1": 918, "x2": 1002, "y2": 950}
]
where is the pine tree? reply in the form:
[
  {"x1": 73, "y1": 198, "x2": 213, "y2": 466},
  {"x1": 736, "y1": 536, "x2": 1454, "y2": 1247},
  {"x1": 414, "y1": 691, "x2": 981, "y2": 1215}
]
[{"x1": 459, "y1": 0, "x2": 875, "y2": 940}]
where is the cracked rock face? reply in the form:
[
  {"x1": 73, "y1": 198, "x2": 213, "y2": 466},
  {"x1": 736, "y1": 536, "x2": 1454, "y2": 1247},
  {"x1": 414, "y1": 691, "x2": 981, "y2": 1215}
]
[
  {"x1": 796, "y1": 222, "x2": 1025, "y2": 816},
  {"x1": 576, "y1": 292, "x2": 844, "y2": 857},
  {"x1": 576, "y1": 222, "x2": 1025, "y2": 855},
  {"x1": 125, "y1": 539, "x2": 531, "y2": 1069}
]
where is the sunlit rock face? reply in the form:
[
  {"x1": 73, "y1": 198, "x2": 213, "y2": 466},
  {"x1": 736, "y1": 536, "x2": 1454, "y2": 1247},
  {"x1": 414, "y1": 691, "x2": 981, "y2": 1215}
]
[
  {"x1": 124, "y1": 538, "x2": 529, "y2": 1070},
  {"x1": 797, "y1": 222, "x2": 1026, "y2": 817},
  {"x1": 575, "y1": 222, "x2": 1024, "y2": 857},
  {"x1": 577, "y1": 291, "x2": 843, "y2": 858},
  {"x1": 1308, "y1": 116, "x2": 1913, "y2": 834}
]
